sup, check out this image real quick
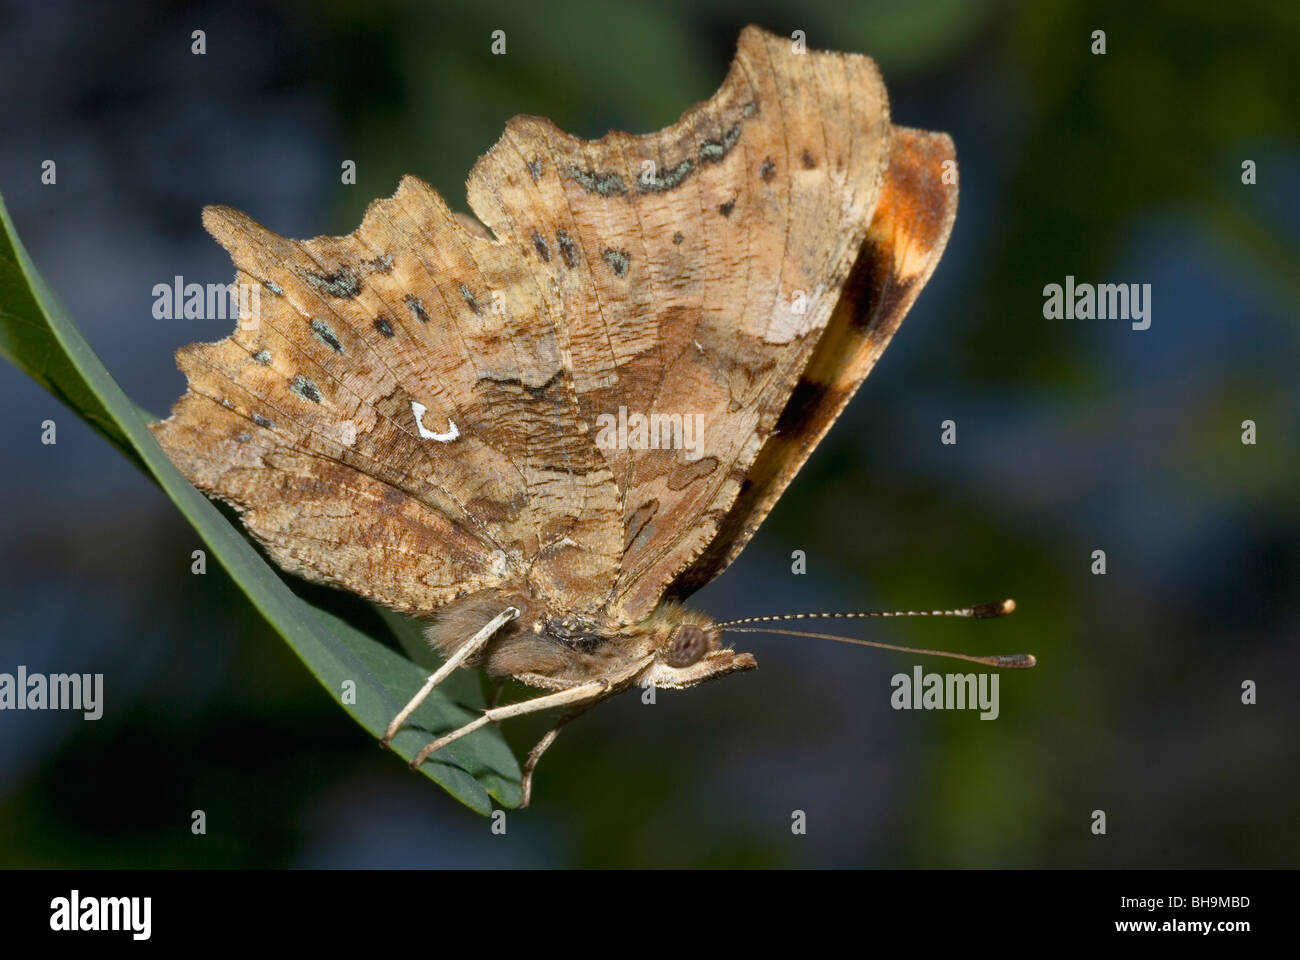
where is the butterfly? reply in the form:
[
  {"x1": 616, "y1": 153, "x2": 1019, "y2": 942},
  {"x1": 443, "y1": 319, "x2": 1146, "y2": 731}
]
[{"x1": 152, "y1": 26, "x2": 1025, "y2": 806}]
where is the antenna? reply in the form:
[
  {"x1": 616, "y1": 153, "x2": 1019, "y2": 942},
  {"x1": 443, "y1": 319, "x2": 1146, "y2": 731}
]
[
  {"x1": 719, "y1": 599, "x2": 1035, "y2": 669},
  {"x1": 717, "y1": 598, "x2": 1016, "y2": 627}
]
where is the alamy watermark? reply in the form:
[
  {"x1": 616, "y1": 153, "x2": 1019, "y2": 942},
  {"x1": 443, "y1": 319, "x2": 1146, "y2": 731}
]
[
  {"x1": 594, "y1": 406, "x2": 706, "y2": 461},
  {"x1": 1043, "y1": 275, "x2": 1151, "y2": 330},
  {"x1": 50, "y1": 890, "x2": 150, "y2": 940},
  {"x1": 890, "y1": 665, "x2": 999, "y2": 720},
  {"x1": 152, "y1": 275, "x2": 261, "y2": 327},
  {"x1": 0, "y1": 666, "x2": 102, "y2": 719}
]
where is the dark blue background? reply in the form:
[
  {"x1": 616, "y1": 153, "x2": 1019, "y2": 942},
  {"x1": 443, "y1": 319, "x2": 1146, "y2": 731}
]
[{"x1": 1, "y1": 0, "x2": 1296, "y2": 866}]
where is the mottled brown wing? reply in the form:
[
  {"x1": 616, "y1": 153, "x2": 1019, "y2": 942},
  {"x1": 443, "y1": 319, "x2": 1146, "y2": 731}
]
[
  {"x1": 665, "y1": 128, "x2": 960, "y2": 600},
  {"x1": 152, "y1": 25, "x2": 904, "y2": 623},
  {"x1": 151, "y1": 177, "x2": 623, "y2": 616},
  {"x1": 466, "y1": 26, "x2": 894, "y2": 621}
]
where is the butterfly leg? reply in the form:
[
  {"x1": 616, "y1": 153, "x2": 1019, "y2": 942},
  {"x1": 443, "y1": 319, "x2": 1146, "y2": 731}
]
[
  {"x1": 519, "y1": 700, "x2": 599, "y2": 809},
  {"x1": 409, "y1": 680, "x2": 610, "y2": 770},
  {"x1": 380, "y1": 606, "x2": 519, "y2": 749}
]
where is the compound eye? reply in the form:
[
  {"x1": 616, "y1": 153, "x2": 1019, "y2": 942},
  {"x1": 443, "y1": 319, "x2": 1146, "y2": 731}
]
[{"x1": 666, "y1": 625, "x2": 708, "y2": 667}]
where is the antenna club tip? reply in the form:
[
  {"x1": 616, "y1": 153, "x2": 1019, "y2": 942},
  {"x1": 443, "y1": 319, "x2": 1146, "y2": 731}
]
[
  {"x1": 994, "y1": 653, "x2": 1036, "y2": 669},
  {"x1": 971, "y1": 598, "x2": 1016, "y2": 618}
]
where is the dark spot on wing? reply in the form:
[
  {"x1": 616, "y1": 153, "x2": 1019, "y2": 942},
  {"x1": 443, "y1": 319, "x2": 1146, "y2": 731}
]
[
  {"x1": 310, "y1": 319, "x2": 344, "y2": 353},
  {"x1": 374, "y1": 316, "x2": 394, "y2": 337},
  {"x1": 637, "y1": 159, "x2": 694, "y2": 193},
  {"x1": 760, "y1": 158, "x2": 776, "y2": 182},
  {"x1": 459, "y1": 284, "x2": 481, "y2": 315},
  {"x1": 305, "y1": 267, "x2": 360, "y2": 298},
  {"x1": 801, "y1": 149, "x2": 816, "y2": 170},
  {"x1": 699, "y1": 123, "x2": 742, "y2": 164},
  {"x1": 252, "y1": 349, "x2": 272, "y2": 365},
  {"x1": 290, "y1": 375, "x2": 322, "y2": 403},
  {"x1": 557, "y1": 230, "x2": 578, "y2": 268},
  {"x1": 404, "y1": 294, "x2": 429, "y2": 323},
  {"x1": 531, "y1": 230, "x2": 551, "y2": 262},
  {"x1": 251, "y1": 413, "x2": 274, "y2": 428},
  {"x1": 566, "y1": 166, "x2": 627, "y2": 196},
  {"x1": 719, "y1": 197, "x2": 736, "y2": 217},
  {"x1": 527, "y1": 157, "x2": 543, "y2": 182},
  {"x1": 602, "y1": 248, "x2": 630, "y2": 277},
  {"x1": 777, "y1": 378, "x2": 831, "y2": 432},
  {"x1": 672, "y1": 231, "x2": 684, "y2": 245}
]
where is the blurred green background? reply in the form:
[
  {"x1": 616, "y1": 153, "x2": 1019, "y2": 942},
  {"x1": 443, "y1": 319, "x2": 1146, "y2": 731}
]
[{"x1": 0, "y1": 0, "x2": 1296, "y2": 866}]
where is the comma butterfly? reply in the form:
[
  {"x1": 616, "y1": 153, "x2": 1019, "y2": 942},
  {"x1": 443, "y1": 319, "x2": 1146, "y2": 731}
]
[{"x1": 153, "y1": 26, "x2": 1030, "y2": 805}]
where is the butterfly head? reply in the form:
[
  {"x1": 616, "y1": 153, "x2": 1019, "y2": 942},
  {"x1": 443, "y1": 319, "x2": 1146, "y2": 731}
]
[{"x1": 634, "y1": 604, "x2": 757, "y2": 690}]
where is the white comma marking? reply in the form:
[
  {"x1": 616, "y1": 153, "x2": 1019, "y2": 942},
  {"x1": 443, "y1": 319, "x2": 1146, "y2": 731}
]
[{"x1": 411, "y1": 401, "x2": 459, "y2": 442}]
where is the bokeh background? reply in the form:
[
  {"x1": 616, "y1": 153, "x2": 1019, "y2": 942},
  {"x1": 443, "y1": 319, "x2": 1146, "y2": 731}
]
[{"x1": 1, "y1": 0, "x2": 1296, "y2": 867}]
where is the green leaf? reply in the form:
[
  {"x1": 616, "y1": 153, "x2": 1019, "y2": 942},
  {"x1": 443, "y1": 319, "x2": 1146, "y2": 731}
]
[{"x1": 0, "y1": 193, "x2": 521, "y2": 813}]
